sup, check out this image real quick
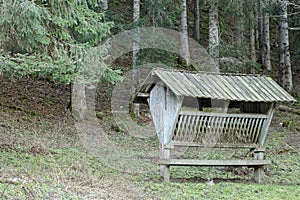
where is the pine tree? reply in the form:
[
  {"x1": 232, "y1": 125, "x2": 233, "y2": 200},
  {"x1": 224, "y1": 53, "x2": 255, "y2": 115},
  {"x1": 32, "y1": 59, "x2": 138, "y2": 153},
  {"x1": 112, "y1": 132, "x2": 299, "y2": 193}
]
[
  {"x1": 180, "y1": 0, "x2": 190, "y2": 66},
  {"x1": 0, "y1": 0, "x2": 114, "y2": 83},
  {"x1": 194, "y1": 0, "x2": 200, "y2": 41},
  {"x1": 277, "y1": 0, "x2": 293, "y2": 92},
  {"x1": 209, "y1": 0, "x2": 219, "y2": 69}
]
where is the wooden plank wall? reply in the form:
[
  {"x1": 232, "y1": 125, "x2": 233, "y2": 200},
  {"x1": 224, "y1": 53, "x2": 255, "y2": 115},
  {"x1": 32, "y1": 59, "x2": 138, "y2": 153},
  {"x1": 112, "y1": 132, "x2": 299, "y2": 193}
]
[{"x1": 149, "y1": 84, "x2": 182, "y2": 145}]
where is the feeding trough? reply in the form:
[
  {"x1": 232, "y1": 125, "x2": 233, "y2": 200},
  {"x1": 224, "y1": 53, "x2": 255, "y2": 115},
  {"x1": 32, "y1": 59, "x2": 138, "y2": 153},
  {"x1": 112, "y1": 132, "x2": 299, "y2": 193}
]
[{"x1": 133, "y1": 68, "x2": 296, "y2": 183}]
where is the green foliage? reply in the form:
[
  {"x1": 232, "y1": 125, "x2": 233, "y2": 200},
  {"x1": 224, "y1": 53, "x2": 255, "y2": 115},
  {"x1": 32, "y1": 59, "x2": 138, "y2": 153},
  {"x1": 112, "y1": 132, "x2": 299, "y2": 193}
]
[
  {"x1": 0, "y1": 53, "x2": 78, "y2": 83},
  {"x1": 141, "y1": 0, "x2": 182, "y2": 28},
  {"x1": 0, "y1": 0, "x2": 51, "y2": 53},
  {"x1": 0, "y1": 0, "x2": 117, "y2": 84},
  {"x1": 102, "y1": 67, "x2": 123, "y2": 84},
  {"x1": 0, "y1": 0, "x2": 112, "y2": 54},
  {"x1": 108, "y1": 0, "x2": 182, "y2": 32}
]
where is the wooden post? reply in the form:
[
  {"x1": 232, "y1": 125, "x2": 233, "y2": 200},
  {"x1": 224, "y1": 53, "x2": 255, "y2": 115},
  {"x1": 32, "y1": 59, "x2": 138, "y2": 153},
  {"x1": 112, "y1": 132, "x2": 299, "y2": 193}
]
[
  {"x1": 133, "y1": 103, "x2": 140, "y2": 118},
  {"x1": 159, "y1": 143, "x2": 170, "y2": 181},
  {"x1": 259, "y1": 103, "x2": 275, "y2": 147},
  {"x1": 254, "y1": 148, "x2": 265, "y2": 184},
  {"x1": 255, "y1": 103, "x2": 271, "y2": 184}
]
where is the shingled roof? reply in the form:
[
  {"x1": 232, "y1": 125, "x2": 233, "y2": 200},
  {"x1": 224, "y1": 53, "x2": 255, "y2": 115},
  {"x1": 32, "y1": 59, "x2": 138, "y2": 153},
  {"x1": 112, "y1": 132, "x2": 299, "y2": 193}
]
[{"x1": 135, "y1": 68, "x2": 296, "y2": 102}]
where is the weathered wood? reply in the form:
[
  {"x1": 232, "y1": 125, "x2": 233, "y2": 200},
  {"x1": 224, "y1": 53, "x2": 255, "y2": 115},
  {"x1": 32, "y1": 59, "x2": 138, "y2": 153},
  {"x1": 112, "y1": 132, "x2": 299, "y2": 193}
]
[
  {"x1": 158, "y1": 157, "x2": 270, "y2": 183},
  {"x1": 134, "y1": 68, "x2": 296, "y2": 103},
  {"x1": 134, "y1": 68, "x2": 296, "y2": 184},
  {"x1": 259, "y1": 103, "x2": 275, "y2": 147},
  {"x1": 165, "y1": 140, "x2": 258, "y2": 149},
  {"x1": 164, "y1": 88, "x2": 183, "y2": 144},
  {"x1": 150, "y1": 84, "x2": 182, "y2": 145},
  {"x1": 249, "y1": 118, "x2": 256, "y2": 142},
  {"x1": 254, "y1": 166, "x2": 264, "y2": 184},
  {"x1": 149, "y1": 83, "x2": 165, "y2": 142},
  {"x1": 180, "y1": 110, "x2": 268, "y2": 119},
  {"x1": 137, "y1": 92, "x2": 150, "y2": 98},
  {"x1": 158, "y1": 159, "x2": 271, "y2": 166},
  {"x1": 163, "y1": 165, "x2": 170, "y2": 182},
  {"x1": 159, "y1": 143, "x2": 170, "y2": 178},
  {"x1": 254, "y1": 148, "x2": 265, "y2": 183},
  {"x1": 174, "y1": 111, "x2": 267, "y2": 146},
  {"x1": 133, "y1": 103, "x2": 140, "y2": 118}
]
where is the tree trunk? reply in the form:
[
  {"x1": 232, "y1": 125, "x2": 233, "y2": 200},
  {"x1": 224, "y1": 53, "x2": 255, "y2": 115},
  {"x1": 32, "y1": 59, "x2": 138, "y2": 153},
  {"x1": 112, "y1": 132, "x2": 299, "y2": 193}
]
[
  {"x1": 132, "y1": 0, "x2": 140, "y2": 117},
  {"x1": 263, "y1": 10, "x2": 271, "y2": 71},
  {"x1": 235, "y1": 1, "x2": 244, "y2": 49},
  {"x1": 209, "y1": 0, "x2": 219, "y2": 69},
  {"x1": 72, "y1": 81, "x2": 87, "y2": 121},
  {"x1": 194, "y1": 0, "x2": 200, "y2": 41},
  {"x1": 180, "y1": 0, "x2": 190, "y2": 66},
  {"x1": 250, "y1": 8, "x2": 257, "y2": 64},
  {"x1": 257, "y1": 0, "x2": 264, "y2": 65},
  {"x1": 102, "y1": 0, "x2": 108, "y2": 10},
  {"x1": 133, "y1": 0, "x2": 140, "y2": 68},
  {"x1": 277, "y1": 0, "x2": 293, "y2": 92}
]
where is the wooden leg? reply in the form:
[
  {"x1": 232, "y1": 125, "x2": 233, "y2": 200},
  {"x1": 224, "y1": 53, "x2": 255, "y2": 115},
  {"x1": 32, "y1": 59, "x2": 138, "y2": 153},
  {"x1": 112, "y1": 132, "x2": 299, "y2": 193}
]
[
  {"x1": 254, "y1": 149, "x2": 265, "y2": 184},
  {"x1": 163, "y1": 165, "x2": 170, "y2": 182},
  {"x1": 254, "y1": 166, "x2": 264, "y2": 184},
  {"x1": 160, "y1": 165, "x2": 165, "y2": 177},
  {"x1": 159, "y1": 143, "x2": 170, "y2": 180},
  {"x1": 254, "y1": 151, "x2": 264, "y2": 160}
]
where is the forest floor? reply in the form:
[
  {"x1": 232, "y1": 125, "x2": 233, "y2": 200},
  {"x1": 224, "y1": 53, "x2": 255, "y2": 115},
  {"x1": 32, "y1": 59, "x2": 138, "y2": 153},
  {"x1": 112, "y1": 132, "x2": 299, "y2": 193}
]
[{"x1": 0, "y1": 74, "x2": 300, "y2": 199}]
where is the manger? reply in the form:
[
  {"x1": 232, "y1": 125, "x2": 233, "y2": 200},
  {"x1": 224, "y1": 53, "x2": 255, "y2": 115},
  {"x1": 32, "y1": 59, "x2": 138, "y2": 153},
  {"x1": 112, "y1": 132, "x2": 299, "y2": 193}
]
[{"x1": 133, "y1": 68, "x2": 296, "y2": 183}]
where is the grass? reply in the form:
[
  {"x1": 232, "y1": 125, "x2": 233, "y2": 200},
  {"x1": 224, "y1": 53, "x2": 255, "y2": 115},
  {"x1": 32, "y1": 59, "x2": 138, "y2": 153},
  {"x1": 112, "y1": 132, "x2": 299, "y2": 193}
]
[
  {"x1": 0, "y1": 146, "x2": 110, "y2": 199},
  {"x1": 0, "y1": 113, "x2": 300, "y2": 199},
  {"x1": 1, "y1": 133, "x2": 300, "y2": 199},
  {"x1": 147, "y1": 182, "x2": 300, "y2": 199}
]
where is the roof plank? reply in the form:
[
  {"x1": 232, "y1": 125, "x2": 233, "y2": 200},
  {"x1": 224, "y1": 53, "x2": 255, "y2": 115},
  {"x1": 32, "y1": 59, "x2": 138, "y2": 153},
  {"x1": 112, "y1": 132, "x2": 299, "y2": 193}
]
[{"x1": 136, "y1": 68, "x2": 296, "y2": 102}]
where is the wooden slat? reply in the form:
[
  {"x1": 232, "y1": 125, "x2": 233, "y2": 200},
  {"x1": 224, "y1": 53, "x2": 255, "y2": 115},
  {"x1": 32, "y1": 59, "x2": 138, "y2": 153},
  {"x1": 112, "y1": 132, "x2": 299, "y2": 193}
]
[
  {"x1": 158, "y1": 159, "x2": 271, "y2": 166},
  {"x1": 249, "y1": 118, "x2": 257, "y2": 142},
  {"x1": 216, "y1": 117, "x2": 225, "y2": 139},
  {"x1": 226, "y1": 117, "x2": 234, "y2": 141},
  {"x1": 177, "y1": 115, "x2": 186, "y2": 141},
  {"x1": 235, "y1": 118, "x2": 242, "y2": 141},
  {"x1": 180, "y1": 110, "x2": 268, "y2": 119},
  {"x1": 191, "y1": 115, "x2": 199, "y2": 142},
  {"x1": 186, "y1": 115, "x2": 193, "y2": 141},
  {"x1": 169, "y1": 141, "x2": 258, "y2": 148},
  {"x1": 241, "y1": 118, "x2": 247, "y2": 141},
  {"x1": 197, "y1": 115, "x2": 203, "y2": 136},
  {"x1": 254, "y1": 118, "x2": 264, "y2": 143},
  {"x1": 193, "y1": 116, "x2": 200, "y2": 138},
  {"x1": 174, "y1": 111, "x2": 268, "y2": 146},
  {"x1": 223, "y1": 117, "x2": 231, "y2": 136},
  {"x1": 245, "y1": 118, "x2": 252, "y2": 143},
  {"x1": 154, "y1": 71, "x2": 183, "y2": 96},
  {"x1": 246, "y1": 118, "x2": 253, "y2": 141}
]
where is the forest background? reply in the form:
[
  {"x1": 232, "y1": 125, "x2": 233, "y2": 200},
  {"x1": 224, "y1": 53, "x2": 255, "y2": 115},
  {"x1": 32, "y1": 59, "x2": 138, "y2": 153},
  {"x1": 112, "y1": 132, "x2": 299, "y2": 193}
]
[{"x1": 0, "y1": 0, "x2": 300, "y2": 199}]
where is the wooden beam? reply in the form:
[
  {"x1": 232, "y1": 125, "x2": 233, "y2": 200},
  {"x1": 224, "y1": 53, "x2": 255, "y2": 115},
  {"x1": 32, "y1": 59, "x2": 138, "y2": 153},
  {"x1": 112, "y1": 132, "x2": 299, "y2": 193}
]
[
  {"x1": 259, "y1": 103, "x2": 275, "y2": 147},
  {"x1": 137, "y1": 92, "x2": 150, "y2": 98},
  {"x1": 179, "y1": 110, "x2": 268, "y2": 119},
  {"x1": 164, "y1": 141, "x2": 259, "y2": 149},
  {"x1": 158, "y1": 159, "x2": 271, "y2": 166}
]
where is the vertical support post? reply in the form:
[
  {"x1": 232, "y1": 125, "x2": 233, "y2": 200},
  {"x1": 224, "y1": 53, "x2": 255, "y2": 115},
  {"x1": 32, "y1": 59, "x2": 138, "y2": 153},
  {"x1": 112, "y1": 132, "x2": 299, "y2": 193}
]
[
  {"x1": 133, "y1": 103, "x2": 140, "y2": 118},
  {"x1": 254, "y1": 148, "x2": 265, "y2": 184},
  {"x1": 255, "y1": 102, "x2": 274, "y2": 183},
  {"x1": 259, "y1": 103, "x2": 275, "y2": 147},
  {"x1": 159, "y1": 143, "x2": 170, "y2": 181}
]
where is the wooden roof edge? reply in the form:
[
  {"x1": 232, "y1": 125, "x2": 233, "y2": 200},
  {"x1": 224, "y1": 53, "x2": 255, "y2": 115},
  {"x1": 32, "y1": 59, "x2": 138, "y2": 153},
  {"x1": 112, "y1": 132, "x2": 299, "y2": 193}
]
[
  {"x1": 131, "y1": 68, "x2": 297, "y2": 103},
  {"x1": 151, "y1": 67, "x2": 265, "y2": 77}
]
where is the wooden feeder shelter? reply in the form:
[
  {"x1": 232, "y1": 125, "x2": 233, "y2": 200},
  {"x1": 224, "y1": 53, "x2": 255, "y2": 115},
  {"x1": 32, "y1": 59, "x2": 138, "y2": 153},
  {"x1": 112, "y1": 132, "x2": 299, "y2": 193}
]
[{"x1": 133, "y1": 68, "x2": 296, "y2": 183}]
